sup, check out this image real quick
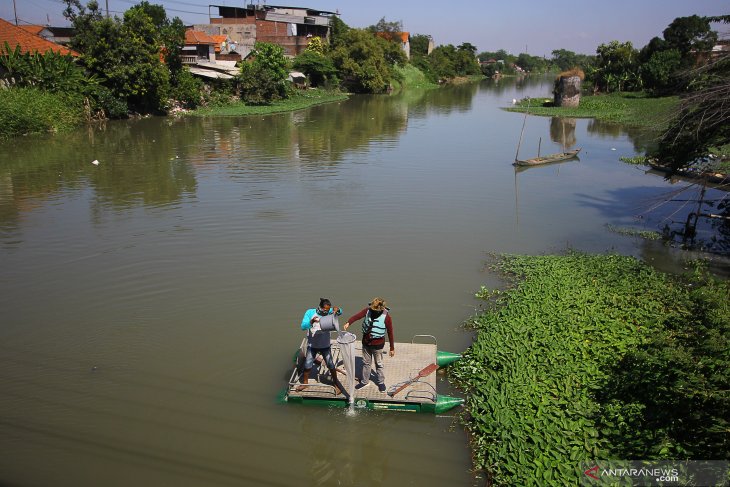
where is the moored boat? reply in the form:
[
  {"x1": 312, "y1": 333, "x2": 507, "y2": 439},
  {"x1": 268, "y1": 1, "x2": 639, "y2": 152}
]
[{"x1": 514, "y1": 148, "x2": 581, "y2": 167}]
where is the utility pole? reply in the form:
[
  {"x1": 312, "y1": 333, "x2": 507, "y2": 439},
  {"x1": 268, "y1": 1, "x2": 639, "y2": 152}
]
[
  {"x1": 13, "y1": 0, "x2": 19, "y2": 26},
  {"x1": 106, "y1": 0, "x2": 109, "y2": 18}
]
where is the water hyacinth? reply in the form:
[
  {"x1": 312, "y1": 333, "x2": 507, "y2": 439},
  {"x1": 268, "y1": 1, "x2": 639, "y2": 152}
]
[{"x1": 451, "y1": 252, "x2": 728, "y2": 485}]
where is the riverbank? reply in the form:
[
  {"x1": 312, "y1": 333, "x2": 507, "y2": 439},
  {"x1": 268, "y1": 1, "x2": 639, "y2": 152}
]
[
  {"x1": 506, "y1": 92, "x2": 679, "y2": 127},
  {"x1": 450, "y1": 253, "x2": 729, "y2": 485},
  {"x1": 0, "y1": 87, "x2": 86, "y2": 139},
  {"x1": 189, "y1": 88, "x2": 349, "y2": 117}
]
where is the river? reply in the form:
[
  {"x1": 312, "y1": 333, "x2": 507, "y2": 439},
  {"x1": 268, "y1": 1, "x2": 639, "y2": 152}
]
[{"x1": 0, "y1": 76, "x2": 725, "y2": 486}]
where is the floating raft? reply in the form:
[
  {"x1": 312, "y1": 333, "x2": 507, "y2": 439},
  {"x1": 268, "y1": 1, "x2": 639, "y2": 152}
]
[{"x1": 282, "y1": 336, "x2": 464, "y2": 414}]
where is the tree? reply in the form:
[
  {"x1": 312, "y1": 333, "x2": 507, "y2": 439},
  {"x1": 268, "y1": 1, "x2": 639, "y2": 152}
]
[
  {"x1": 663, "y1": 15, "x2": 717, "y2": 59},
  {"x1": 304, "y1": 36, "x2": 325, "y2": 55},
  {"x1": 329, "y1": 16, "x2": 350, "y2": 48},
  {"x1": 410, "y1": 34, "x2": 431, "y2": 57},
  {"x1": 592, "y1": 40, "x2": 640, "y2": 92},
  {"x1": 652, "y1": 50, "x2": 730, "y2": 169},
  {"x1": 516, "y1": 53, "x2": 547, "y2": 73},
  {"x1": 641, "y1": 49, "x2": 682, "y2": 94},
  {"x1": 368, "y1": 17, "x2": 402, "y2": 34},
  {"x1": 63, "y1": 0, "x2": 173, "y2": 114},
  {"x1": 328, "y1": 29, "x2": 397, "y2": 93},
  {"x1": 239, "y1": 42, "x2": 289, "y2": 104},
  {"x1": 551, "y1": 49, "x2": 578, "y2": 71},
  {"x1": 292, "y1": 50, "x2": 337, "y2": 87}
]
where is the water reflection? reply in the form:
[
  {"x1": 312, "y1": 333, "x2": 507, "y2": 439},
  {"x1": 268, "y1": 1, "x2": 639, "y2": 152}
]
[
  {"x1": 586, "y1": 119, "x2": 658, "y2": 154},
  {"x1": 550, "y1": 117, "x2": 577, "y2": 148}
]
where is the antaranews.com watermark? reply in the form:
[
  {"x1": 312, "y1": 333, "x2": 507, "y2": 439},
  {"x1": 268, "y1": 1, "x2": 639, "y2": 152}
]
[{"x1": 581, "y1": 460, "x2": 729, "y2": 486}]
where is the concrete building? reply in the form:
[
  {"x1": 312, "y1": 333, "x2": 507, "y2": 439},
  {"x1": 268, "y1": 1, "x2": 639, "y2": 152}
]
[{"x1": 193, "y1": 4, "x2": 336, "y2": 59}]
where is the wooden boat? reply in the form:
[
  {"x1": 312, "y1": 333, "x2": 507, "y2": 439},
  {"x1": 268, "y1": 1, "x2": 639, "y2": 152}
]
[{"x1": 514, "y1": 148, "x2": 581, "y2": 167}]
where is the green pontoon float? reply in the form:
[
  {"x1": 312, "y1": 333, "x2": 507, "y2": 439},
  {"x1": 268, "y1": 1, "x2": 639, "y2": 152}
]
[{"x1": 282, "y1": 334, "x2": 464, "y2": 414}]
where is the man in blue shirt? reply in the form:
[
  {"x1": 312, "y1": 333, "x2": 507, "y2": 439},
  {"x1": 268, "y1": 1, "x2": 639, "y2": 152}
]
[{"x1": 297, "y1": 298, "x2": 343, "y2": 394}]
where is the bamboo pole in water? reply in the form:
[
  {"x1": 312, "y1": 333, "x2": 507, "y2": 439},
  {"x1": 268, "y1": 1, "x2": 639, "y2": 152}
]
[{"x1": 514, "y1": 100, "x2": 530, "y2": 162}]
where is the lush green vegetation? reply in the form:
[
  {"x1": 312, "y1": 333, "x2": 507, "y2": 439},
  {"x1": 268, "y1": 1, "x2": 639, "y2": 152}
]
[
  {"x1": 0, "y1": 87, "x2": 85, "y2": 138},
  {"x1": 191, "y1": 89, "x2": 348, "y2": 117},
  {"x1": 451, "y1": 253, "x2": 729, "y2": 485},
  {"x1": 392, "y1": 64, "x2": 438, "y2": 90},
  {"x1": 605, "y1": 225, "x2": 662, "y2": 240},
  {"x1": 507, "y1": 92, "x2": 679, "y2": 127}
]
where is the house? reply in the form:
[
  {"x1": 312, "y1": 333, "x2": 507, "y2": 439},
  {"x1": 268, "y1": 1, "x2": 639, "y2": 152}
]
[
  {"x1": 19, "y1": 25, "x2": 74, "y2": 46},
  {"x1": 192, "y1": 4, "x2": 336, "y2": 59},
  {"x1": 183, "y1": 28, "x2": 239, "y2": 79},
  {"x1": 375, "y1": 31, "x2": 410, "y2": 59},
  {"x1": 0, "y1": 18, "x2": 77, "y2": 56}
]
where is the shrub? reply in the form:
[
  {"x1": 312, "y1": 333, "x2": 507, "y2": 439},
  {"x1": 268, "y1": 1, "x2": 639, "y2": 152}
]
[{"x1": 0, "y1": 87, "x2": 84, "y2": 137}]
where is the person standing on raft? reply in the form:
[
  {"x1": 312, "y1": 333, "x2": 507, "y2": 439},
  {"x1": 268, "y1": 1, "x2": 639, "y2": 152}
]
[
  {"x1": 297, "y1": 298, "x2": 343, "y2": 394},
  {"x1": 343, "y1": 297, "x2": 395, "y2": 393}
]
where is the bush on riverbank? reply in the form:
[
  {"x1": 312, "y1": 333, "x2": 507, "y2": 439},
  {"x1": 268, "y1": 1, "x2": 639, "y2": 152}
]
[
  {"x1": 507, "y1": 92, "x2": 679, "y2": 127},
  {"x1": 190, "y1": 88, "x2": 348, "y2": 117},
  {"x1": 450, "y1": 253, "x2": 729, "y2": 485},
  {"x1": 0, "y1": 87, "x2": 85, "y2": 138}
]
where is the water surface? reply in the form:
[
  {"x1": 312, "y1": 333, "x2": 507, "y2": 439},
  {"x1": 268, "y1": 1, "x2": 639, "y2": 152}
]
[{"x1": 1, "y1": 76, "x2": 724, "y2": 486}]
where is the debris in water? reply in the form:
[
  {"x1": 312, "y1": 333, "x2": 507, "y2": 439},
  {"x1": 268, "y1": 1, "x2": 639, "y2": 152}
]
[{"x1": 91, "y1": 160, "x2": 100, "y2": 165}]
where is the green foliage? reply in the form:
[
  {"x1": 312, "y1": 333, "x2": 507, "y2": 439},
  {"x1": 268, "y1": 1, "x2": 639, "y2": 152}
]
[
  {"x1": 605, "y1": 224, "x2": 662, "y2": 240},
  {"x1": 451, "y1": 253, "x2": 729, "y2": 485},
  {"x1": 304, "y1": 36, "x2": 325, "y2": 55},
  {"x1": 0, "y1": 87, "x2": 85, "y2": 138},
  {"x1": 641, "y1": 49, "x2": 682, "y2": 94},
  {"x1": 329, "y1": 16, "x2": 350, "y2": 48},
  {"x1": 409, "y1": 34, "x2": 431, "y2": 57},
  {"x1": 551, "y1": 49, "x2": 579, "y2": 71},
  {"x1": 595, "y1": 267, "x2": 730, "y2": 459},
  {"x1": 238, "y1": 42, "x2": 289, "y2": 104},
  {"x1": 425, "y1": 43, "x2": 480, "y2": 81},
  {"x1": 653, "y1": 50, "x2": 730, "y2": 169},
  {"x1": 391, "y1": 64, "x2": 436, "y2": 90},
  {"x1": 0, "y1": 42, "x2": 99, "y2": 96},
  {"x1": 170, "y1": 68, "x2": 203, "y2": 108},
  {"x1": 292, "y1": 50, "x2": 337, "y2": 87},
  {"x1": 367, "y1": 16, "x2": 403, "y2": 34},
  {"x1": 663, "y1": 15, "x2": 718, "y2": 59},
  {"x1": 508, "y1": 92, "x2": 679, "y2": 127},
  {"x1": 64, "y1": 0, "x2": 175, "y2": 114},
  {"x1": 515, "y1": 52, "x2": 548, "y2": 73},
  {"x1": 328, "y1": 29, "x2": 398, "y2": 93},
  {"x1": 591, "y1": 40, "x2": 641, "y2": 93},
  {"x1": 192, "y1": 88, "x2": 347, "y2": 116}
]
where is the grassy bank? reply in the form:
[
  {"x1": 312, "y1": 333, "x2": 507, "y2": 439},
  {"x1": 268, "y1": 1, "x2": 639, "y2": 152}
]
[
  {"x1": 506, "y1": 92, "x2": 679, "y2": 128},
  {"x1": 0, "y1": 87, "x2": 85, "y2": 138},
  {"x1": 450, "y1": 253, "x2": 729, "y2": 485},
  {"x1": 191, "y1": 88, "x2": 349, "y2": 117},
  {"x1": 392, "y1": 64, "x2": 438, "y2": 90}
]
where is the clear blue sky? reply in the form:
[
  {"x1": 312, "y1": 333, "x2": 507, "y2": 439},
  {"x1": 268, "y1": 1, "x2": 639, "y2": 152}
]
[{"x1": 2, "y1": 0, "x2": 726, "y2": 55}]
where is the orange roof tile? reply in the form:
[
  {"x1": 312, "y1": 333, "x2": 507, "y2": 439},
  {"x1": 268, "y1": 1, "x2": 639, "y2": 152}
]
[
  {"x1": 375, "y1": 31, "x2": 410, "y2": 43},
  {"x1": 19, "y1": 24, "x2": 45, "y2": 35},
  {"x1": 0, "y1": 18, "x2": 77, "y2": 56},
  {"x1": 185, "y1": 29, "x2": 217, "y2": 45}
]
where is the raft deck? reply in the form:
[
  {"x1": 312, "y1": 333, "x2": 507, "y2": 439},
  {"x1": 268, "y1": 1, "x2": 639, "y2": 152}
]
[{"x1": 285, "y1": 336, "x2": 463, "y2": 413}]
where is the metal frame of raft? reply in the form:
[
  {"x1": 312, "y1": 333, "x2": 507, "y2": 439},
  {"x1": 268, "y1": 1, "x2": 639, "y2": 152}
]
[{"x1": 281, "y1": 335, "x2": 464, "y2": 414}]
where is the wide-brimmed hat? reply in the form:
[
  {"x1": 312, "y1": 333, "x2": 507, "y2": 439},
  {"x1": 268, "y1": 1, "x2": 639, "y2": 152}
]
[{"x1": 369, "y1": 297, "x2": 386, "y2": 311}]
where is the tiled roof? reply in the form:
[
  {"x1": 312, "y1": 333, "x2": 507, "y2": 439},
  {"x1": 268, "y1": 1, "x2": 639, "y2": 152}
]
[
  {"x1": 210, "y1": 35, "x2": 227, "y2": 52},
  {"x1": 0, "y1": 18, "x2": 77, "y2": 56},
  {"x1": 19, "y1": 25, "x2": 45, "y2": 35},
  {"x1": 185, "y1": 29, "x2": 217, "y2": 45},
  {"x1": 375, "y1": 31, "x2": 410, "y2": 43}
]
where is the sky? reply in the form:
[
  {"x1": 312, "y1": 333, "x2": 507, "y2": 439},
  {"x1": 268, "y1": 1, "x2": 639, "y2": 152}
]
[{"x1": 2, "y1": 0, "x2": 727, "y2": 55}]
